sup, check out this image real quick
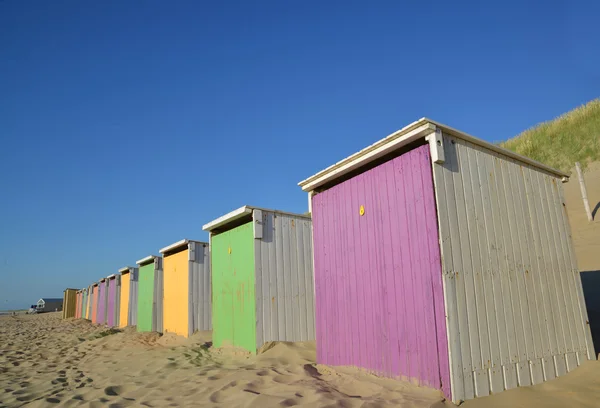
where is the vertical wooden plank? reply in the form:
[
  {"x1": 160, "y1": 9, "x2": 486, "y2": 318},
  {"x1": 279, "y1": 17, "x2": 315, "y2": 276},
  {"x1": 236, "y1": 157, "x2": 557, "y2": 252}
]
[
  {"x1": 349, "y1": 175, "x2": 367, "y2": 370},
  {"x1": 280, "y1": 216, "x2": 292, "y2": 341},
  {"x1": 489, "y1": 155, "x2": 519, "y2": 390},
  {"x1": 536, "y1": 172, "x2": 569, "y2": 377},
  {"x1": 444, "y1": 136, "x2": 475, "y2": 400},
  {"x1": 398, "y1": 153, "x2": 419, "y2": 380},
  {"x1": 528, "y1": 167, "x2": 560, "y2": 380},
  {"x1": 498, "y1": 159, "x2": 529, "y2": 380},
  {"x1": 364, "y1": 166, "x2": 381, "y2": 374},
  {"x1": 431, "y1": 134, "x2": 463, "y2": 402},
  {"x1": 519, "y1": 165, "x2": 549, "y2": 385},
  {"x1": 290, "y1": 216, "x2": 301, "y2": 341},
  {"x1": 327, "y1": 188, "x2": 340, "y2": 364},
  {"x1": 531, "y1": 170, "x2": 564, "y2": 377},
  {"x1": 267, "y1": 214, "x2": 280, "y2": 346},
  {"x1": 393, "y1": 153, "x2": 410, "y2": 380},
  {"x1": 332, "y1": 182, "x2": 345, "y2": 361},
  {"x1": 342, "y1": 175, "x2": 358, "y2": 368},
  {"x1": 325, "y1": 186, "x2": 338, "y2": 365},
  {"x1": 381, "y1": 156, "x2": 400, "y2": 378},
  {"x1": 457, "y1": 140, "x2": 490, "y2": 397},
  {"x1": 504, "y1": 159, "x2": 534, "y2": 387},
  {"x1": 474, "y1": 146, "x2": 505, "y2": 394},
  {"x1": 512, "y1": 162, "x2": 545, "y2": 379},
  {"x1": 526, "y1": 168, "x2": 558, "y2": 380}
]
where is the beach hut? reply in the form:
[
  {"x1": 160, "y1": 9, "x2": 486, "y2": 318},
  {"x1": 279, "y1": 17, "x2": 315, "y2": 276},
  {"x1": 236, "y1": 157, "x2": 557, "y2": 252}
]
[
  {"x1": 159, "y1": 239, "x2": 210, "y2": 338},
  {"x1": 119, "y1": 266, "x2": 139, "y2": 327},
  {"x1": 91, "y1": 282, "x2": 99, "y2": 323},
  {"x1": 74, "y1": 291, "x2": 80, "y2": 319},
  {"x1": 298, "y1": 118, "x2": 596, "y2": 403},
  {"x1": 62, "y1": 288, "x2": 78, "y2": 318},
  {"x1": 86, "y1": 285, "x2": 92, "y2": 319},
  {"x1": 82, "y1": 288, "x2": 88, "y2": 319},
  {"x1": 136, "y1": 255, "x2": 164, "y2": 333},
  {"x1": 203, "y1": 206, "x2": 315, "y2": 353},
  {"x1": 77, "y1": 290, "x2": 83, "y2": 318},
  {"x1": 96, "y1": 278, "x2": 108, "y2": 325},
  {"x1": 106, "y1": 274, "x2": 121, "y2": 327},
  {"x1": 37, "y1": 298, "x2": 62, "y2": 313}
]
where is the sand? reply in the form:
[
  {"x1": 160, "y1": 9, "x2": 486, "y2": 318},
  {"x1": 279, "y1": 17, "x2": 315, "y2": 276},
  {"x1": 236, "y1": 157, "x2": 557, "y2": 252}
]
[
  {"x1": 564, "y1": 161, "x2": 600, "y2": 272},
  {"x1": 0, "y1": 312, "x2": 451, "y2": 407},
  {"x1": 2, "y1": 313, "x2": 600, "y2": 408}
]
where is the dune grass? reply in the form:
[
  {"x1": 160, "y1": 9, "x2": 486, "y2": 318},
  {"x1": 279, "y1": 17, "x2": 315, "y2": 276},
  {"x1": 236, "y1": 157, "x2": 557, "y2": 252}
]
[{"x1": 500, "y1": 99, "x2": 600, "y2": 173}]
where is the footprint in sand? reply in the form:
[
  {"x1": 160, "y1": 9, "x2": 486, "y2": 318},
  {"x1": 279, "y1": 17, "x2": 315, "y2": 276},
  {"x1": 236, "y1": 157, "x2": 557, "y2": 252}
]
[
  {"x1": 273, "y1": 375, "x2": 295, "y2": 385},
  {"x1": 209, "y1": 390, "x2": 225, "y2": 403},
  {"x1": 104, "y1": 385, "x2": 123, "y2": 396}
]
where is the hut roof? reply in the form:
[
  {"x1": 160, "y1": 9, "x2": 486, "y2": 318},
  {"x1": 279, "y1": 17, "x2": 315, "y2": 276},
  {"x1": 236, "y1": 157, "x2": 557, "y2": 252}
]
[
  {"x1": 159, "y1": 239, "x2": 208, "y2": 255},
  {"x1": 298, "y1": 117, "x2": 568, "y2": 193},
  {"x1": 202, "y1": 205, "x2": 310, "y2": 233}
]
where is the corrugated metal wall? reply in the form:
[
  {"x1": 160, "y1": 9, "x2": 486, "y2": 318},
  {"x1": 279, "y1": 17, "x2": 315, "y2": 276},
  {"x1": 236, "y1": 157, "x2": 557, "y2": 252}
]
[
  {"x1": 153, "y1": 257, "x2": 164, "y2": 333},
  {"x1": 189, "y1": 242, "x2": 211, "y2": 335},
  {"x1": 311, "y1": 145, "x2": 450, "y2": 396},
  {"x1": 128, "y1": 268, "x2": 139, "y2": 327},
  {"x1": 255, "y1": 211, "x2": 315, "y2": 348},
  {"x1": 432, "y1": 133, "x2": 595, "y2": 402},
  {"x1": 62, "y1": 289, "x2": 77, "y2": 319}
]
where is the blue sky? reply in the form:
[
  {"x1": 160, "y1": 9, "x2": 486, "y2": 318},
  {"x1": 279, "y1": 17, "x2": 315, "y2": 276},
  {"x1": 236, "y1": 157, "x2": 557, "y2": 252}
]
[{"x1": 0, "y1": 0, "x2": 598, "y2": 309}]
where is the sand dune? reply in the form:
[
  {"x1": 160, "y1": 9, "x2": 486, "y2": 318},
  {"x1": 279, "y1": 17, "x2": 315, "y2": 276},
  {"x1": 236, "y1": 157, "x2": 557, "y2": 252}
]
[{"x1": 564, "y1": 161, "x2": 600, "y2": 272}]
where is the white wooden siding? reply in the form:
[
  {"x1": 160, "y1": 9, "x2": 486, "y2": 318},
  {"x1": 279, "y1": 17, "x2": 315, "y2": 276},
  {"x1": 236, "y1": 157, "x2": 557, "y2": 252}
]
[{"x1": 431, "y1": 133, "x2": 595, "y2": 403}]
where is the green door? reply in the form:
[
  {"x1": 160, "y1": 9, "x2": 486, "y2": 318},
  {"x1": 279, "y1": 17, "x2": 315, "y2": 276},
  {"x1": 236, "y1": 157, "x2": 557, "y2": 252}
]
[
  {"x1": 137, "y1": 263, "x2": 155, "y2": 332},
  {"x1": 212, "y1": 221, "x2": 256, "y2": 352}
]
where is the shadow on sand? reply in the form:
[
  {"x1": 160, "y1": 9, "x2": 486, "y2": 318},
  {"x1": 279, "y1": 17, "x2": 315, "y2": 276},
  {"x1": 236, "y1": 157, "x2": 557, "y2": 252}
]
[{"x1": 581, "y1": 270, "x2": 600, "y2": 355}]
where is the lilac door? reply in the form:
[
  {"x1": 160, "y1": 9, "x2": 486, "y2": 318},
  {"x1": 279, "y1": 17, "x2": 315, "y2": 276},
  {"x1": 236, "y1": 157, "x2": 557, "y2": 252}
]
[
  {"x1": 107, "y1": 278, "x2": 116, "y2": 327},
  {"x1": 312, "y1": 144, "x2": 450, "y2": 398},
  {"x1": 97, "y1": 282, "x2": 107, "y2": 325}
]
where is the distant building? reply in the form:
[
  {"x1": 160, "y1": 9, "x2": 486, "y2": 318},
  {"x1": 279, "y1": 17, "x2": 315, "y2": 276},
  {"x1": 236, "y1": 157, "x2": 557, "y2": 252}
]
[{"x1": 37, "y1": 298, "x2": 63, "y2": 313}]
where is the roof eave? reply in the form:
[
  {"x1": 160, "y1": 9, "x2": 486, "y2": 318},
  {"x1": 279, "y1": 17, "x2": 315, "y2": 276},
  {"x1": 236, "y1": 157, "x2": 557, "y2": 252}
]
[
  {"x1": 202, "y1": 206, "x2": 253, "y2": 232},
  {"x1": 136, "y1": 255, "x2": 158, "y2": 266},
  {"x1": 298, "y1": 120, "x2": 435, "y2": 192},
  {"x1": 298, "y1": 118, "x2": 568, "y2": 193},
  {"x1": 159, "y1": 239, "x2": 190, "y2": 254}
]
